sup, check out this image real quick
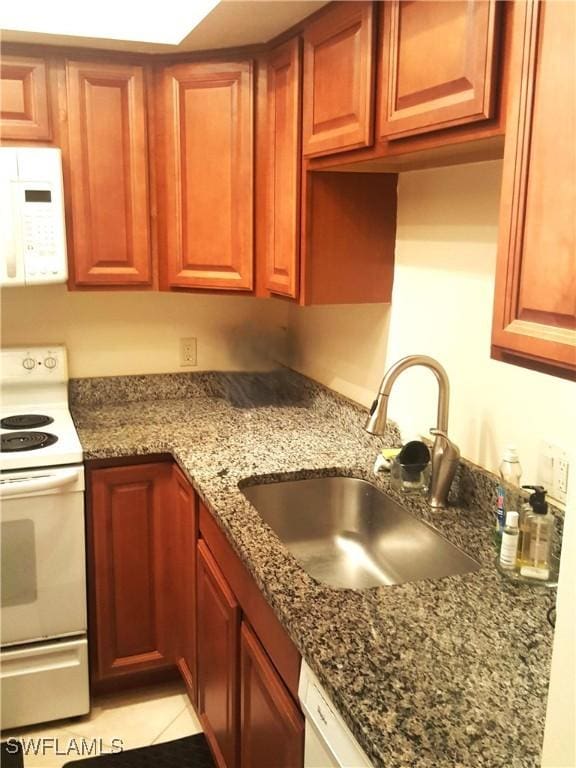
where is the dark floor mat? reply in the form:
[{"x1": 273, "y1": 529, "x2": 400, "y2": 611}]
[
  {"x1": 1, "y1": 741, "x2": 24, "y2": 768},
  {"x1": 63, "y1": 735, "x2": 214, "y2": 767}
]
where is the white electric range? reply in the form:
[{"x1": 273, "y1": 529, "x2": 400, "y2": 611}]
[{"x1": 0, "y1": 345, "x2": 89, "y2": 730}]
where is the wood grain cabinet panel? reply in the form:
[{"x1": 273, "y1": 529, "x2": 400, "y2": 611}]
[
  {"x1": 265, "y1": 38, "x2": 302, "y2": 299},
  {"x1": 88, "y1": 463, "x2": 174, "y2": 683},
  {"x1": 379, "y1": 0, "x2": 500, "y2": 140},
  {"x1": 157, "y1": 60, "x2": 253, "y2": 291},
  {"x1": 0, "y1": 55, "x2": 51, "y2": 141},
  {"x1": 302, "y1": 1, "x2": 375, "y2": 157},
  {"x1": 197, "y1": 540, "x2": 240, "y2": 768},
  {"x1": 173, "y1": 465, "x2": 198, "y2": 706},
  {"x1": 66, "y1": 60, "x2": 152, "y2": 287},
  {"x1": 492, "y1": 0, "x2": 576, "y2": 378},
  {"x1": 240, "y1": 622, "x2": 304, "y2": 768}
]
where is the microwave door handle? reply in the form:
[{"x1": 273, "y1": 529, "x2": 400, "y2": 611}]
[{"x1": 0, "y1": 468, "x2": 81, "y2": 498}]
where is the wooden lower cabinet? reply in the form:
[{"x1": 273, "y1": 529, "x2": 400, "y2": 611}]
[
  {"x1": 88, "y1": 462, "x2": 176, "y2": 684},
  {"x1": 240, "y1": 622, "x2": 304, "y2": 768},
  {"x1": 197, "y1": 540, "x2": 240, "y2": 768},
  {"x1": 174, "y1": 464, "x2": 198, "y2": 705},
  {"x1": 89, "y1": 461, "x2": 303, "y2": 767}
]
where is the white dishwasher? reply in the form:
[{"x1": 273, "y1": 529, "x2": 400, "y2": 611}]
[{"x1": 298, "y1": 661, "x2": 373, "y2": 768}]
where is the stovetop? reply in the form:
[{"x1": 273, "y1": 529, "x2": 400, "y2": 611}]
[
  {"x1": 0, "y1": 346, "x2": 83, "y2": 472},
  {"x1": 0, "y1": 405, "x2": 83, "y2": 471}
]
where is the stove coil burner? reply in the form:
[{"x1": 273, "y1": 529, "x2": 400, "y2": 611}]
[
  {"x1": 1, "y1": 414, "x2": 54, "y2": 430},
  {"x1": 1, "y1": 431, "x2": 59, "y2": 452}
]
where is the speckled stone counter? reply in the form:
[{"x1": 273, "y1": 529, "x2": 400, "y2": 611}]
[{"x1": 71, "y1": 370, "x2": 556, "y2": 768}]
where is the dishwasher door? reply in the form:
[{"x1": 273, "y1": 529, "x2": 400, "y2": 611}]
[{"x1": 298, "y1": 661, "x2": 373, "y2": 768}]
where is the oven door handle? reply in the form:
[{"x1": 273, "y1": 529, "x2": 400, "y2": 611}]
[{"x1": 0, "y1": 468, "x2": 82, "y2": 497}]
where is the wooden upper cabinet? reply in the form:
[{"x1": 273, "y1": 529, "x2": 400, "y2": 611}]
[
  {"x1": 302, "y1": 1, "x2": 375, "y2": 157},
  {"x1": 157, "y1": 60, "x2": 254, "y2": 291},
  {"x1": 0, "y1": 55, "x2": 51, "y2": 141},
  {"x1": 379, "y1": 1, "x2": 500, "y2": 140},
  {"x1": 265, "y1": 38, "x2": 302, "y2": 299},
  {"x1": 66, "y1": 60, "x2": 152, "y2": 287},
  {"x1": 240, "y1": 622, "x2": 304, "y2": 768},
  {"x1": 492, "y1": 0, "x2": 576, "y2": 378},
  {"x1": 88, "y1": 463, "x2": 175, "y2": 683}
]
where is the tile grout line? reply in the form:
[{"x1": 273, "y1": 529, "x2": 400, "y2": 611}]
[{"x1": 150, "y1": 703, "x2": 189, "y2": 745}]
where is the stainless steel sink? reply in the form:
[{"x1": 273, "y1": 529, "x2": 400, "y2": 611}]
[{"x1": 242, "y1": 477, "x2": 480, "y2": 589}]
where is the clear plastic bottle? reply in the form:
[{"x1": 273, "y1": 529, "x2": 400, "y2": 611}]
[
  {"x1": 520, "y1": 494, "x2": 554, "y2": 581},
  {"x1": 499, "y1": 445, "x2": 522, "y2": 486},
  {"x1": 495, "y1": 446, "x2": 522, "y2": 546},
  {"x1": 499, "y1": 511, "x2": 520, "y2": 570}
]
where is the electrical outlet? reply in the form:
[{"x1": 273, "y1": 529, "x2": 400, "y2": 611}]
[
  {"x1": 180, "y1": 337, "x2": 197, "y2": 367},
  {"x1": 538, "y1": 440, "x2": 569, "y2": 505}
]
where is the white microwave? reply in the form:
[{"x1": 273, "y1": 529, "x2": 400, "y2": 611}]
[{"x1": 0, "y1": 147, "x2": 68, "y2": 287}]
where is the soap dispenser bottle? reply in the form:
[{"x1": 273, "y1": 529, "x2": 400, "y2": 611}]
[{"x1": 520, "y1": 488, "x2": 554, "y2": 580}]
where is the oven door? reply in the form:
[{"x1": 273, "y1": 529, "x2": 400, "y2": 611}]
[{"x1": 1, "y1": 465, "x2": 87, "y2": 646}]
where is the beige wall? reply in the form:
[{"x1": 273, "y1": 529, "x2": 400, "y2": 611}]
[
  {"x1": 286, "y1": 160, "x2": 576, "y2": 483},
  {"x1": 0, "y1": 287, "x2": 289, "y2": 377}
]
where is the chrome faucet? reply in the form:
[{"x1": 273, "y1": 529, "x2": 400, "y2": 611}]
[{"x1": 365, "y1": 355, "x2": 460, "y2": 509}]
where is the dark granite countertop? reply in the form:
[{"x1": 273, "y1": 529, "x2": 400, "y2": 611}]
[{"x1": 71, "y1": 371, "x2": 555, "y2": 768}]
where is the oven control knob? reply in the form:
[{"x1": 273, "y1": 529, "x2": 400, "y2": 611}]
[
  {"x1": 23, "y1": 357, "x2": 36, "y2": 370},
  {"x1": 44, "y1": 356, "x2": 58, "y2": 370}
]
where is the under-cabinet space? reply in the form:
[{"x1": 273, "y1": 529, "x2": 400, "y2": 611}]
[
  {"x1": 156, "y1": 60, "x2": 254, "y2": 292},
  {"x1": 300, "y1": 171, "x2": 397, "y2": 305}
]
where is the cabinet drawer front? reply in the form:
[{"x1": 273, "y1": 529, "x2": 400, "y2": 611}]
[
  {"x1": 66, "y1": 60, "x2": 152, "y2": 287},
  {"x1": 380, "y1": 0, "x2": 500, "y2": 139},
  {"x1": 303, "y1": 1, "x2": 375, "y2": 157},
  {"x1": 0, "y1": 55, "x2": 51, "y2": 141},
  {"x1": 159, "y1": 61, "x2": 254, "y2": 291}
]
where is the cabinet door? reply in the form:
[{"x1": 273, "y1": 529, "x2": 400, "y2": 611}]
[
  {"x1": 158, "y1": 61, "x2": 253, "y2": 291},
  {"x1": 379, "y1": 0, "x2": 499, "y2": 139},
  {"x1": 302, "y1": 2, "x2": 375, "y2": 157},
  {"x1": 492, "y1": 0, "x2": 576, "y2": 377},
  {"x1": 0, "y1": 55, "x2": 51, "y2": 141},
  {"x1": 240, "y1": 622, "x2": 304, "y2": 768},
  {"x1": 174, "y1": 465, "x2": 198, "y2": 705},
  {"x1": 89, "y1": 463, "x2": 174, "y2": 682},
  {"x1": 265, "y1": 38, "x2": 301, "y2": 299},
  {"x1": 197, "y1": 540, "x2": 240, "y2": 768},
  {"x1": 66, "y1": 60, "x2": 152, "y2": 287}
]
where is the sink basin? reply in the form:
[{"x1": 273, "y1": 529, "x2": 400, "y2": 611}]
[{"x1": 242, "y1": 477, "x2": 480, "y2": 589}]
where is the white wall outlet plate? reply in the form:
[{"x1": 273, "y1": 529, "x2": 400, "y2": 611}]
[
  {"x1": 180, "y1": 337, "x2": 197, "y2": 367},
  {"x1": 538, "y1": 440, "x2": 569, "y2": 506}
]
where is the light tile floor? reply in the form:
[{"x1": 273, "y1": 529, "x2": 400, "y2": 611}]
[{"x1": 2, "y1": 681, "x2": 203, "y2": 768}]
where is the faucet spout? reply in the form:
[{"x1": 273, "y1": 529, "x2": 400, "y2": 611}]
[{"x1": 365, "y1": 355, "x2": 459, "y2": 509}]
